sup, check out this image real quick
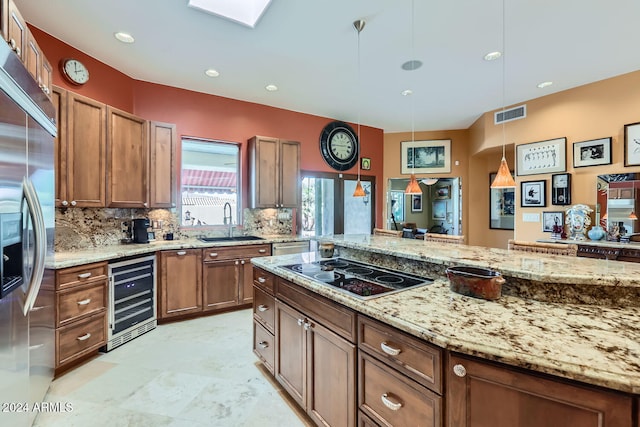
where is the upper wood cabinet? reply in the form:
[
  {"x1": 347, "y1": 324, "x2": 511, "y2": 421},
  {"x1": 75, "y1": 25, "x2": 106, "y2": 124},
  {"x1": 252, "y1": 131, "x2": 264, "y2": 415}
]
[
  {"x1": 107, "y1": 106, "x2": 149, "y2": 208},
  {"x1": 6, "y1": 0, "x2": 26, "y2": 62},
  {"x1": 149, "y1": 121, "x2": 177, "y2": 208},
  {"x1": 54, "y1": 86, "x2": 107, "y2": 208},
  {"x1": 248, "y1": 136, "x2": 300, "y2": 208}
]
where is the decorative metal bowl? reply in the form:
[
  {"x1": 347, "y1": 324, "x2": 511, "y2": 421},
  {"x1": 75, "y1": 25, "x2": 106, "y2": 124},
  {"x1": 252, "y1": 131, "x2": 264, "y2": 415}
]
[{"x1": 446, "y1": 266, "x2": 504, "y2": 300}]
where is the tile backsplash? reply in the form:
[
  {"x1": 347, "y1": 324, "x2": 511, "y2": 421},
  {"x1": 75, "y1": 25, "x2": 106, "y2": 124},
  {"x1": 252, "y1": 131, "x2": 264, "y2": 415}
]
[{"x1": 54, "y1": 207, "x2": 295, "y2": 251}]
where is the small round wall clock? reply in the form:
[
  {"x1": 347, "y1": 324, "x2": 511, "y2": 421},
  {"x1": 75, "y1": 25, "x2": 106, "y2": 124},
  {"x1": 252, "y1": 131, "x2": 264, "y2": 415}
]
[
  {"x1": 319, "y1": 121, "x2": 359, "y2": 171},
  {"x1": 60, "y1": 58, "x2": 90, "y2": 85}
]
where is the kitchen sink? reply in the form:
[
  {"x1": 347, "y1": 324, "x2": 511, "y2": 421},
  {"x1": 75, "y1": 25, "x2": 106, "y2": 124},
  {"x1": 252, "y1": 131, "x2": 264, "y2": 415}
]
[{"x1": 198, "y1": 235, "x2": 264, "y2": 242}]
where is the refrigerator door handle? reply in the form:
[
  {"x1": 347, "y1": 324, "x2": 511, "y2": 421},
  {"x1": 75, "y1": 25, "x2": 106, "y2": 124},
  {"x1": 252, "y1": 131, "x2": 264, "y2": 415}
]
[{"x1": 21, "y1": 177, "x2": 46, "y2": 316}]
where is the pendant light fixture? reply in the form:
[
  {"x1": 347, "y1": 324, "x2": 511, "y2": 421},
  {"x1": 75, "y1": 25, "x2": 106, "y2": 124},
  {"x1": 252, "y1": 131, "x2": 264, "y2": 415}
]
[
  {"x1": 404, "y1": 0, "x2": 422, "y2": 195},
  {"x1": 490, "y1": 0, "x2": 516, "y2": 189},
  {"x1": 353, "y1": 19, "x2": 366, "y2": 198}
]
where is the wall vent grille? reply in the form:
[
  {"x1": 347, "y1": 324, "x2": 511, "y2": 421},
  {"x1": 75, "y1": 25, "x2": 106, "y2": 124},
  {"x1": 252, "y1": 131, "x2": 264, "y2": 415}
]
[{"x1": 495, "y1": 105, "x2": 526, "y2": 124}]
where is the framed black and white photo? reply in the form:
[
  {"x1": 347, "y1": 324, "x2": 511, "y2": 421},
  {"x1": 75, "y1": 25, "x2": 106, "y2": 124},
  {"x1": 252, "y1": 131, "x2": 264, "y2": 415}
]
[
  {"x1": 516, "y1": 137, "x2": 566, "y2": 176},
  {"x1": 401, "y1": 140, "x2": 451, "y2": 174},
  {"x1": 624, "y1": 122, "x2": 640, "y2": 166},
  {"x1": 542, "y1": 211, "x2": 565, "y2": 232},
  {"x1": 551, "y1": 173, "x2": 571, "y2": 205},
  {"x1": 573, "y1": 137, "x2": 612, "y2": 168},
  {"x1": 411, "y1": 194, "x2": 422, "y2": 212},
  {"x1": 521, "y1": 180, "x2": 546, "y2": 207},
  {"x1": 489, "y1": 172, "x2": 515, "y2": 230}
]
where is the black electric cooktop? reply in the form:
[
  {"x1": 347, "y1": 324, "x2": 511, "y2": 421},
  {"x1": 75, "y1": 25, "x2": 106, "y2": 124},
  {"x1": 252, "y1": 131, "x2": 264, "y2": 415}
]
[{"x1": 281, "y1": 258, "x2": 433, "y2": 300}]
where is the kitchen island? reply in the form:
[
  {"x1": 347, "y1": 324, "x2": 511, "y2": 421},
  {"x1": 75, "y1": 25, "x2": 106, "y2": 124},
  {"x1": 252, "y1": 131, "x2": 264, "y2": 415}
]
[{"x1": 251, "y1": 235, "x2": 640, "y2": 394}]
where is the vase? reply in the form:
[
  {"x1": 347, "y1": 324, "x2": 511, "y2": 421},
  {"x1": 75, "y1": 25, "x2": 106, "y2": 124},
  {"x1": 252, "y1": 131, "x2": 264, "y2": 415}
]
[{"x1": 587, "y1": 225, "x2": 606, "y2": 241}]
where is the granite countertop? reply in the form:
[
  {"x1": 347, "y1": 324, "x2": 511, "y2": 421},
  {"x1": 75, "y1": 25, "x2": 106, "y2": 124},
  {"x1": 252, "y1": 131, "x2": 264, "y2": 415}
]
[
  {"x1": 251, "y1": 245, "x2": 640, "y2": 394},
  {"x1": 51, "y1": 235, "x2": 308, "y2": 269},
  {"x1": 318, "y1": 234, "x2": 640, "y2": 287}
]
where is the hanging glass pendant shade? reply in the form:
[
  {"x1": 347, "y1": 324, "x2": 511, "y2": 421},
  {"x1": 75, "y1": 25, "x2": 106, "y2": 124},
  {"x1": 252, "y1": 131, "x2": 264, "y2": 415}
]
[
  {"x1": 353, "y1": 180, "x2": 366, "y2": 197},
  {"x1": 404, "y1": 174, "x2": 422, "y2": 194},
  {"x1": 490, "y1": 154, "x2": 516, "y2": 188}
]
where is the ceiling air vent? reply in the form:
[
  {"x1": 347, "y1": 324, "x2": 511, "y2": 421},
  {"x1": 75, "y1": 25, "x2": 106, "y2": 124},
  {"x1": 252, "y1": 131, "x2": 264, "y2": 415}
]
[{"x1": 494, "y1": 105, "x2": 526, "y2": 124}]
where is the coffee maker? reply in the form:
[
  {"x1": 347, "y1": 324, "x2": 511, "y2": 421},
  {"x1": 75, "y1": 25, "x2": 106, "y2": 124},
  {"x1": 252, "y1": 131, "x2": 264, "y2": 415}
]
[{"x1": 132, "y1": 218, "x2": 151, "y2": 243}]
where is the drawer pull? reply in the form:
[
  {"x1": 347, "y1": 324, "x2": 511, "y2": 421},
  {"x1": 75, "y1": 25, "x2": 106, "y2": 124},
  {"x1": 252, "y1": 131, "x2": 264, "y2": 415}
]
[
  {"x1": 77, "y1": 298, "x2": 91, "y2": 306},
  {"x1": 77, "y1": 333, "x2": 92, "y2": 341},
  {"x1": 258, "y1": 277, "x2": 266, "y2": 283},
  {"x1": 381, "y1": 393, "x2": 403, "y2": 411},
  {"x1": 258, "y1": 249, "x2": 267, "y2": 253},
  {"x1": 177, "y1": 251, "x2": 187, "y2": 256},
  {"x1": 380, "y1": 341, "x2": 402, "y2": 356},
  {"x1": 209, "y1": 253, "x2": 218, "y2": 257},
  {"x1": 453, "y1": 364, "x2": 467, "y2": 377},
  {"x1": 258, "y1": 341, "x2": 269, "y2": 349},
  {"x1": 77, "y1": 272, "x2": 92, "y2": 279},
  {"x1": 258, "y1": 304, "x2": 268, "y2": 312}
]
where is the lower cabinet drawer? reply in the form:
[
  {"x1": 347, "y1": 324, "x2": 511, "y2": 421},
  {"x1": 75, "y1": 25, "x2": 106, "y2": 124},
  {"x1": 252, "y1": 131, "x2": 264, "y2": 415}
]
[
  {"x1": 253, "y1": 285, "x2": 275, "y2": 333},
  {"x1": 56, "y1": 280, "x2": 107, "y2": 326},
  {"x1": 56, "y1": 310, "x2": 107, "y2": 367},
  {"x1": 253, "y1": 320, "x2": 275, "y2": 374},
  {"x1": 359, "y1": 352, "x2": 442, "y2": 427}
]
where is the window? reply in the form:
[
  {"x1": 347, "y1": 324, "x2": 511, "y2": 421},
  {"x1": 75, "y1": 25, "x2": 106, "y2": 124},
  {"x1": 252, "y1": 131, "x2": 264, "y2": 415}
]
[{"x1": 180, "y1": 138, "x2": 240, "y2": 227}]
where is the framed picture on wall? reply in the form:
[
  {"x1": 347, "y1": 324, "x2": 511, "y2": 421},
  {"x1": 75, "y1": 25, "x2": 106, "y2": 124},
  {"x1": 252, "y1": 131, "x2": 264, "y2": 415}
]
[
  {"x1": 573, "y1": 137, "x2": 612, "y2": 168},
  {"x1": 432, "y1": 200, "x2": 447, "y2": 220},
  {"x1": 390, "y1": 191, "x2": 404, "y2": 222},
  {"x1": 434, "y1": 185, "x2": 451, "y2": 199},
  {"x1": 521, "y1": 180, "x2": 546, "y2": 207},
  {"x1": 411, "y1": 194, "x2": 423, "y2": 212},
  {"x1": 516, "y1": 137, "x2": 566, "y2": 176},
  {"x1": 542, "y1": 211, "x2": 565, "y2": 232},
  {"x1": 624, "y1": 122, "x2": 640, "y2": 166},
  {"x1": 551, "y1": 173, "x2": 571, "y2": 205},
  {"x1": 401, "y1": 139, "x2": 452, "y2": 174},
  {"x1": 489, "y1": 172, "x2": 515, "y2": 230}
]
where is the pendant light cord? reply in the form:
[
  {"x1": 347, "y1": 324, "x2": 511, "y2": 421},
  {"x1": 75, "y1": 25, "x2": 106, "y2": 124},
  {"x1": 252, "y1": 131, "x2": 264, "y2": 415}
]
[{"x1": 501, "y1": 0, "x2": 506, "y2": 160}]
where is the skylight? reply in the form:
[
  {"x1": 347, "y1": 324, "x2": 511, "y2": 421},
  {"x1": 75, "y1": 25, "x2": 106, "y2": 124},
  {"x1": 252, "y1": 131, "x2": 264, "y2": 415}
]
[{"x1": 187, "y1": 0, "x2": 272, "y2": 28}]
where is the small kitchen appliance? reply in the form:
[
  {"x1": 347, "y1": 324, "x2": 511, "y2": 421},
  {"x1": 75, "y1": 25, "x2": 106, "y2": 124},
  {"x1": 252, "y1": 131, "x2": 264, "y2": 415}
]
[{"x1": 132, "y1": 218, "x2": 151, "y2": 243}]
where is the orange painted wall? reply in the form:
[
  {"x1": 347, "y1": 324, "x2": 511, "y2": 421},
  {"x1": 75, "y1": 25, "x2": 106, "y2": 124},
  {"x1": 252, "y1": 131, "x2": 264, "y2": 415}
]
[
  {"x1": 29, "y1": 25, "x2": 385, "y2": 228},
  {"x1": 383, "y1": 129, "x2": 471, "y2": 235},
  {"x1": 469, "y1": 70, "x2": 640, "y2": 245}
]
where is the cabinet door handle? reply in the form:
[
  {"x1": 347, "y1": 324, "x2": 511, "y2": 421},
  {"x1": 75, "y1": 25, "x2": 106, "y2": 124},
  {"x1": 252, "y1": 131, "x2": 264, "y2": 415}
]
[
  {"x1": 235, "y1": 260, "x2": 239, "y2": 265},
  {"x1": 381, "y1": 393, "x2": 403, "y2": 411},
  {"x1": 258, "y1": 304, "x2": 268, "y2": 312},
  {"x1": 77, "y1": 272, "x2": 92, "y2": 279},
  {"x1": 303, "y1": 321, "x2": 312, "y2": 331},
  {"x1": 176, "y1": 251, "x2": 187, "y2": 256},
  {"x1": 77, "y1": 333, "x2": 92, "y2": 341},
  {"x1": 453, "y1": 364, "x2": 467, "y2": 377},
  {"x1": 61, "y1": 200, "x2": 69, "y2": 206},
  {"x1": 258, "y1": 277, "x2": 266, "y2": 283},
  {"x1": 209, "y1": 253, "x2": 218, "y2": 258},
  {"x1": 258, "y1": 341, "x2": 269, "y2": 349},
  {"x1": 297, "y1": 318, "x2": 305, "y2": 326},
  {"x1": 77, "y1": 298, "x2": 91, "y2": 306},
  {"x1": 9, "y1": 38, "x2": 16, "y2": 50},
  {"x1": 241, "y1": 260, "x2": 245, "y2": 264},
  {"x1": 380, "y1": 341, "x2": 402, "y2": 356},
  {"x1": 70, "y1": 200, "x2": 77, "y2": 206},
  {"x1": 258, "y1": 249, "x2": 267, "y2": 254}
]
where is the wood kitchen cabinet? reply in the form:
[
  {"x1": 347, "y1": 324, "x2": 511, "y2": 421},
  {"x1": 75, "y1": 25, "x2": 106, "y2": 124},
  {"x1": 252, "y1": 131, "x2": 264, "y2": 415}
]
[
  {"x1": 149, "y1": 121, "x2": 177, "y2": 208},
  {"x1": 275, "y1": 278, "x2": 357, "y2": 427},
  {"x1": 107, "y1": 106, "x2": 149, "y2": 208},
  {"x1": 253, "y1": 268, "x2": 276, "y2": 374},
  {"x1": 248, "y1": 136, "x2": 300, "y2": 208},
  {"x1": 202, "y1": 244, "x2": 271, "y2": 311},
  {"x1": 53, "y1": 86, "x2": 107, "y2": 207},
  {"x1": 158, "y1": 249, "x2": 202, "y2": 319},
  {"x1": 447, "y1": 353, "x2": 633, "y2": 427},
  {"x1": 54, "y1": 262, "x2": 108, "y2": 372},
  {"x1": 5, "y1": 0, "x2": 26, "y2": 63}
]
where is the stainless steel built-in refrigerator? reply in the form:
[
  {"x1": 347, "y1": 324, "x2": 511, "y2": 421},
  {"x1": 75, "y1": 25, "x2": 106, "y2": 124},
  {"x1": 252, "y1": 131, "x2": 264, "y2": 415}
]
[{"x1": 0, "y1": 39, "x2": 56, "y2": 426}]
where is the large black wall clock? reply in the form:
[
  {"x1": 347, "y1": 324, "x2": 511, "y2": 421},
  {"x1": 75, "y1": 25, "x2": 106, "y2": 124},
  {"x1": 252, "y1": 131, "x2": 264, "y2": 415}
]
[{"x1": 319, "y1": 121, "x2": 359, "y2": 171}]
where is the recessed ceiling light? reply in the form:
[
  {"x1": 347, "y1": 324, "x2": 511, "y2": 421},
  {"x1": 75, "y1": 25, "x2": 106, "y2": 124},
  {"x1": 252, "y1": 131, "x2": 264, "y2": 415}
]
[
  {"x1": 537, "y1": 81, "x2": 553, "y2": 89},
  {"x1": 483, "y1": 51, "x2": 502, "y2": 61},
  {"x1": 401, "y1": 60, "x2": 422, "y2": 71},
  {"x1": 114, "y1": 32, "x2": 135, "y2": 43},
  {"x1": 205, "y1": 68, "x2": 220, "y2": 77},
  {"x1": 265, "y1": 84, "x2": 278, "y2": 91},
  {"x1": 401, "y1": 89, "x2": 413, "y2": 96}
]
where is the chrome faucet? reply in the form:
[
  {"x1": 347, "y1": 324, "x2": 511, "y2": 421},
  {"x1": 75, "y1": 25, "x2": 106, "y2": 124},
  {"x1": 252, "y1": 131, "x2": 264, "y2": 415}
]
[{"x1": 223, "y1": 202, "x2": 233, "y2": 237}]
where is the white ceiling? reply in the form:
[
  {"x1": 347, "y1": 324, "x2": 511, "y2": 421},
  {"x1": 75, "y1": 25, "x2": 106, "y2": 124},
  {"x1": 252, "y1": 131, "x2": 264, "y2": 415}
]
[{"x1": 15, "y1": 0, "x2": 640, "y2": 132}]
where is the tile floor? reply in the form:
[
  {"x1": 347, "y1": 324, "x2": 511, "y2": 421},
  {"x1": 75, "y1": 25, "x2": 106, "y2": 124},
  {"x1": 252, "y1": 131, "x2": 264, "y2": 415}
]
[{"x1": 34, "y1": 309, "x2": 313, "y2": 427}]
